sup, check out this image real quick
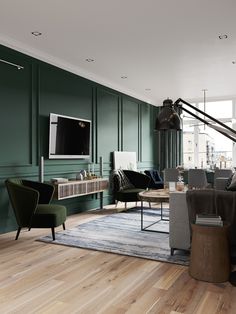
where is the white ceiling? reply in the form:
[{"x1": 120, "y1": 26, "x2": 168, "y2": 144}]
[{"x1": 0, "y1": 0, "x2": 236, "y2": 106}]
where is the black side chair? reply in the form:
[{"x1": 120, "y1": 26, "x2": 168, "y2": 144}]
[
  {"x1": 112, "y1": 170, "x2": 150, "y2": 208},
  {"x1": 144, "y1": 170, "x2": 164, "y2": 189},
  {"x1": 5, "y1": 178, "x2": 67, "y2": 240}
]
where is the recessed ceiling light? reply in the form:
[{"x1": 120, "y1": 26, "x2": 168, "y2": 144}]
[
  {"x1": 85, "y1": 58, "x2": 95, "y2": 62},
  {"x1": 219, "y1": 34, "x2": 228, "y2": 39},
  {"x1": 121, "y1": 76, "x2": 128, "y2": 79},
  {"x1": 232, "y1": 61, "x2": 236, "y2": 64},
  {"x1": 31, "y1": 31, "x2": 42, "y2": 36},
  {"x1": 145, "y1": 88, "x2": 151, "y2": 91}
]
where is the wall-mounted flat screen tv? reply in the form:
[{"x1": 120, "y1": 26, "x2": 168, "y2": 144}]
[{"x1": 49, "y1": 113, "x2": 91, "y2": 159}]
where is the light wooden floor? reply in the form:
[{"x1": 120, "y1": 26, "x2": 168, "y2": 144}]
[{"x1": 0, "y1": 207, "x2": 235, "y2": 314}]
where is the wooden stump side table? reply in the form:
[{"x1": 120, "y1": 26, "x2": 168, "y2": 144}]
[{"x1": 189, "y1": 223, "x2": 230, "y2": 283}]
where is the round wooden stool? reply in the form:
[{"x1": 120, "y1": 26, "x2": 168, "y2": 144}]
[{"x1": 189, "y1": 223, "x2": 230, "y2": 283}]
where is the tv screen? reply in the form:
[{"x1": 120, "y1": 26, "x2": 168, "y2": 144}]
[{"x1": 49, "y1": 113, "x2": 91, "y2": 159}]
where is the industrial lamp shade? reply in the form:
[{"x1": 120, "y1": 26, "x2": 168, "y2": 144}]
[{"x1": 155, "y1": 98, "x2": 182, "y2": 130}]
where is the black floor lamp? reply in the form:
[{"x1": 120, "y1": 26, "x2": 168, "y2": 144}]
[{"x1": 155, "y1": 98, "x2": 236, "y2": 142}]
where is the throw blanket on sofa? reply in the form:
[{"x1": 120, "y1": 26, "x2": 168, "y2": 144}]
[
  {"x1": 186, "y1": 189, "x2": 236, "y2": 246},
  {"x1": 111, "y1": 170, "x2": 134, "y2": 191}
]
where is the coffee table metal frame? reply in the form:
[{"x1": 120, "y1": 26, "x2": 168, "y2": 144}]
[{"x1": 138, "y1": 190, "x2": 170, "y2": 234}]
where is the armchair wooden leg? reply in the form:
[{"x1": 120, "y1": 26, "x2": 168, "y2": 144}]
[
  {"x1": 63, "y1": 223, "x2": 66, "y2": 230},
  {"x1": 51, "y1": 227, "x2": 55, "y2": 241},
  {"x1": 15, "y1": 227, "x2": 21, "y2": 240}
]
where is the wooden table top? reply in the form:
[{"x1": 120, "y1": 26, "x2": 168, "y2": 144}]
[{"x1": 138, "y1": 189, "x2": 170, "y2": 202}]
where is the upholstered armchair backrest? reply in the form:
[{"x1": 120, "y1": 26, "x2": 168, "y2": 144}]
[
  {"x1": 5, "y1": 179, "x2": 39, "y2": 227},
  {"x1": 22, "y1": 180, "x2": 54, "y2": 204},
  {"x1": 163, "y1": 168, "x2": 179, "y2": 183},
  {"x1": 123, "y1": 170, "x2": 150, "y2": 189},
  {"x1": 144, "y1": 170, "x2": 163, "y2": 183},
  {"x1": 188, "y1": 169, "x2": 208, "y2": 189}
]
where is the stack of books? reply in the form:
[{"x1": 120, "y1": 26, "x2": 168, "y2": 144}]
[{"x1": 195, "y1": 214, "x2": 223, "y2": 226}]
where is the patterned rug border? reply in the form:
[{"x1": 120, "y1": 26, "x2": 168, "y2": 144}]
[{"x1": 38, "y1": 207, "x2": 190, "y2": 266}]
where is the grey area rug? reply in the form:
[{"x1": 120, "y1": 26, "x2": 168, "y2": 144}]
[{"x1": 38, "y1": 207, "x2": 189, "y2": 266}]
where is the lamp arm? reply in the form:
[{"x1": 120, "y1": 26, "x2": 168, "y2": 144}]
[
  {"x1": 180, "y1": 106, "x2": 236, "y2": 142},
  {"x1": 175, "y1": 98, "x2": 236, "y2": 135}
]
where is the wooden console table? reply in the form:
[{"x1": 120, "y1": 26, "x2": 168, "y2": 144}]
[{"x1": 53, "y1": 178, "x2": 109, "y2": 209}]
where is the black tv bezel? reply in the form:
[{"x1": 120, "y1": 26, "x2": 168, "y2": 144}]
[{"x1": 48, "y1": 113, "x2": 91, "y2": 159}]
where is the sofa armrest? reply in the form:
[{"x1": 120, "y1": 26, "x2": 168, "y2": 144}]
[{"x1": 169, "y1": 192, "x2": 191, "y2": 251}]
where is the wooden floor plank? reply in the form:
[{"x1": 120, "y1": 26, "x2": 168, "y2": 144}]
[{"x1": 0, "y1": 208, "x2": 234, "y2": 313}]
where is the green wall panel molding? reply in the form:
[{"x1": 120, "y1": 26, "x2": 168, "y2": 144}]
[
  {"x1": 140, "y1": 103, "x2": 155, "y2": 163},
  {"x1": 0, "y1": 60, "x2": 33, "y2": 166},
  {"x1": 96, "y1": 88, "x2": 120, "y2": 164},
  {"x1": 38, "y1": 64, "x2": 93, "y2": 162},
  {"x1": 122, "y1": 97, "x2": 139, "y2": 157},
  {"x1": 0, "y1": 43, "x2": 157, "y2": 235}
]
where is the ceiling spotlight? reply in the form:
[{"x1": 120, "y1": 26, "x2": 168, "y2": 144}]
[
  {"x1": 219, "y1": 34, "x2": 228, "y2": 39},
  {"x1": 232, "y1": 61, "x2": 236, "y2": 64},
  {"x1": 31, "y1": 31, "x2": 42, "y2": 36},
  {"x1": 85, "y1": 58, "x2": 95, "y2": 62},
  {"x1": 121, "y1": 76, "x2": 128, "y2": 79},
  {"x1": 145, "y1": 88, "x2": 151, "y2": 91}
]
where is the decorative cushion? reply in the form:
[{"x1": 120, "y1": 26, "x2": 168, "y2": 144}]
[
  {"x1": 115, "y1": 170, "x2": 134, "y2": 191},
  {"x1": 226, "y1": 173, "x2": 236, "y2": 191}
]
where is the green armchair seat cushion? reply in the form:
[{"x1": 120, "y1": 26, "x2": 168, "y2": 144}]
[
  {"x1": 32, "y1": 204, "x2": 67, "y2": 228},
  {"x1": 116, "y1": 188, "x2": 145, "y2": 202}
]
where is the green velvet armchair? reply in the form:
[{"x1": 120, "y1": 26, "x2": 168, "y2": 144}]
[
  {"x1": 112, "y1": 170, "x2": 150, "y2": 207},
  {"x1": 5, "y1": 178, "x2": 67, "y2": 240}
]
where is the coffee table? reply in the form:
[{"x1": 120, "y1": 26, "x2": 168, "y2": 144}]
[{"x1": 138, "y1": 189, "x2": 170, "y2": 233}]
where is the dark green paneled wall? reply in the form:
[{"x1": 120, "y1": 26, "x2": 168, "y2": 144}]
[
  {"x1": 122, "y1": 98, "x2": 139, "y2": 155},
  {"x1": 96, "y1": 88, "x2": 120, "y2": 164},
  {"x1": 0, "y1": 44, "x2": 159, "y2": 235}
]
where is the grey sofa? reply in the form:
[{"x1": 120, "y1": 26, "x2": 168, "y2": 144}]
[
  {"x1": 169, "y1": 180, "x2": 236, "y2": 260},
  {"x1": 169, "y1": 192, "x2": 190, "y2": 255}
]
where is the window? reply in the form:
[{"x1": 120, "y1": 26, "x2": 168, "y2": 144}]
[{"x1": 183, "y1": 100, "x2": 234, "y2": 169}]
